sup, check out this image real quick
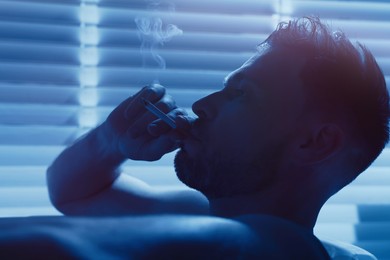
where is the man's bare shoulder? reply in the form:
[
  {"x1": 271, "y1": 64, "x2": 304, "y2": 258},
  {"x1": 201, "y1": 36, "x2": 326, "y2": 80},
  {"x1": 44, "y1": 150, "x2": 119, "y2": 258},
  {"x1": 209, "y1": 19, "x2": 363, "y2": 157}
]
[
  {"x1": 128, "y1": 215, "x2": 262, "y2": 259},
  {"x1": 0, "y1": 215, "x2": 256, "y2": 259},
  {"x1": 0, "y1": 214, "x2": 329, "y2": 259}
]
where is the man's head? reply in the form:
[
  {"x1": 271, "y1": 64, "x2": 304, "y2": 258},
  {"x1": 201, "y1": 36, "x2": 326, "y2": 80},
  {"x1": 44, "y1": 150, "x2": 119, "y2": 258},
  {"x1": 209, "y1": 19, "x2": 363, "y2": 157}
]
[
  {"x1": 265, "y1": 17, "x2": 389, "y2": 178},
  {"x1": 175, "y1": 17, "x2": 389, "y2": 202}
]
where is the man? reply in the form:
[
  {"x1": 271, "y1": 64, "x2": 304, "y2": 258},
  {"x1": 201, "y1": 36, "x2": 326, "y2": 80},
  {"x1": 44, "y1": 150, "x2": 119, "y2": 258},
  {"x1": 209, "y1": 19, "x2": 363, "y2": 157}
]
[{"x1": 2, "y1": 17, "x2": 388, "y2": 259}]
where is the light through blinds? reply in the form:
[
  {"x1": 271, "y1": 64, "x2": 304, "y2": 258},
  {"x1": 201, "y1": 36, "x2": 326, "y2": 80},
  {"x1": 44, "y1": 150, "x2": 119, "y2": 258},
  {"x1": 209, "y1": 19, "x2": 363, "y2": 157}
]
[{"x1": 0, "y1": 0, "x2": 389, "y2": 258}]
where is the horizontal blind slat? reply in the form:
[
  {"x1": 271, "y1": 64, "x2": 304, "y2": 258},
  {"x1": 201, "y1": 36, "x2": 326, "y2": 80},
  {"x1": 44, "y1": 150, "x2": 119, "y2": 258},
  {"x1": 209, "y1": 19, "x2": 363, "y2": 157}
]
[
  {"x1": 99, "y1": 30, "x2": 267, "y2": 52},
  {"x1": 0, "y1": 104, "x2": 79, "y2": 125},
  {"x1": 289, "y1": 1, "x2": 390, "y2": 21},
  {"x1": 98, "y1": 48, "x2": 252, "y2": 71},
  {"x1": 327, "y1": 186, "x2": 390, "y2": 204},
  {"x1": 98, "y1": 67, "x2": 227, "y2": 89},
  {"x1": 312, "y1": 19, "x2": 390, "y2": 39},
  {"x1": 0, "y1": 21, "x2": 80, "y2": 45},
  {"x1": 99, "y1": 7, "x2": 275, "y2": 34},
  {"x1": 0, "y1": 1, "x2": 79, "y2": 25},
  {"x1": 317, "y1": 204, "x2": 390, "y2": 224},
  {"x1": 98, "y1": 0, "x2": 276, "y2": 15},
  {"x1": 315, "y1": 223, "x2": 390, "y2": 242},
  {"x1": 0, "y1": 62, "x2": 79, "y2": 85},
  {"x1": 0, "y1": 126, "x2": 80, "y2": 145},
  {"x1": 0, "y1": 84, "x2": 79, "y2": 105},
  {"x1": 356, "y1": 39, "x2": 390, "y2": 58},
  {"x1": 0, "y1": 84, "x2": 210, "y2": 107},
  {"x1": 355, "y1": 241, "x2": 390, "y2": 260},
  {"x1": 0, "y1": 42, "x2": 79, "y2": 65}
]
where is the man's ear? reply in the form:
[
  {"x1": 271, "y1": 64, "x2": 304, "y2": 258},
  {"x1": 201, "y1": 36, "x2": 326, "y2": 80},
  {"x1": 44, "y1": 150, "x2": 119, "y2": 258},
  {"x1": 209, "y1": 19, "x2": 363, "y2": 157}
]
[{"x1": 294, "y1": 124, "x2": 344, "y2": 165}]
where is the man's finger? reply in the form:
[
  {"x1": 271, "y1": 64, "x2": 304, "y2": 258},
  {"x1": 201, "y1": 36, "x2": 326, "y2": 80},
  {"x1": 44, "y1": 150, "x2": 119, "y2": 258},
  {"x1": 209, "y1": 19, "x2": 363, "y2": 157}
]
[
  {"x1": 125, "y1": 84, "x2": 166, "y2": 123},
  {"x1": 128, "y1": 94, "x2": 176, "y2": 138}
]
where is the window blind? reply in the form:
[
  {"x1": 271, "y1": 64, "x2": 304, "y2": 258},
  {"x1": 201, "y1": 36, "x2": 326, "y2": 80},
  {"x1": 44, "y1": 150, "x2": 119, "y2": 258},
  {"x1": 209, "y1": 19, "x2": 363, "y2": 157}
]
[{"x1": 0, "y1": 0, "x2": 389, "y2": 258}]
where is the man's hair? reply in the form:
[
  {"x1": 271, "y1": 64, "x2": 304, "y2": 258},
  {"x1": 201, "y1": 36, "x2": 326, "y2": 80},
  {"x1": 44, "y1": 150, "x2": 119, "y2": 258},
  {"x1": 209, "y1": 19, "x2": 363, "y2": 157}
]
[{"x1": 263, "y1": 16, "x2": 389, "y2": 178}]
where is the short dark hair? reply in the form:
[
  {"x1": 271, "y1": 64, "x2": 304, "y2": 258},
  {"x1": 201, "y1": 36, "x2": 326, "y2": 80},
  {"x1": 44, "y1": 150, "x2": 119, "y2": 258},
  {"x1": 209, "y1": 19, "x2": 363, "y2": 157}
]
[{"x1": 263, "y1": 16, "x2": 389, "y2": 176}]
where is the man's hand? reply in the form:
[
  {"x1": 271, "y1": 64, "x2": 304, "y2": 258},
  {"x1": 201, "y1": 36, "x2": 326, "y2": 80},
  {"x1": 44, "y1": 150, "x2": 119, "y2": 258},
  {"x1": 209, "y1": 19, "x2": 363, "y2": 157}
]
[
  {"x1": 102, "y1": 84, "x2": 190, "y2": 161},
  {"x1": 47, "y1": 84, "x2": 208, "y2": 216}
]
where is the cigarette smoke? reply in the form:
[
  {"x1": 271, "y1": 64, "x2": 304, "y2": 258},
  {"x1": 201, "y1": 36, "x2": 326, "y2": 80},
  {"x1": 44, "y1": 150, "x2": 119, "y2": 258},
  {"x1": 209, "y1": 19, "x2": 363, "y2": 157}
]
[{"x1": 135, "y1": 1, "x2": 183, "y2": 83}]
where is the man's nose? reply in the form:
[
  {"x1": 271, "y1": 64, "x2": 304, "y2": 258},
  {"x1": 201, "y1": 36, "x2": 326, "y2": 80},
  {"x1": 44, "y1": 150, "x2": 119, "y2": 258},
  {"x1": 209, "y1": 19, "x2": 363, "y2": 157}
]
[{"x1": 192, "y1": 92, "x2": 220, "y2": 120}]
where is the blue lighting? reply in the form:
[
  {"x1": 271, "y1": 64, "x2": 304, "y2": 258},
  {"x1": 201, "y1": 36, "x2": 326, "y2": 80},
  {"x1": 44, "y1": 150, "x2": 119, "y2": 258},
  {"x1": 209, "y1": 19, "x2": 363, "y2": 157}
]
[
  {"x1": 79, "y1": 88, "x2": 99, "y2": 107},
  {"x1": 79, "y1": 67, "x2": 99, "y2": 87},
  {"x1": 78, "y1": 107, "x2": 99, "y2": 128},
  {"x1": 79, "y1": 3, "x2": 100, "y2": 25},
  {"x1": 79, "y1": 46, "x2": 99, "y2": 66},
  {"x1": 79, "y1": 25, "x2": 99, "y2": 46}
]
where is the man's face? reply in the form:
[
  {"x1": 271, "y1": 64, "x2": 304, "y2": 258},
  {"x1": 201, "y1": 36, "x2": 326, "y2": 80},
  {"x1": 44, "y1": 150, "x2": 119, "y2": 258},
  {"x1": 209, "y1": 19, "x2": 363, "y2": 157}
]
[{"x1": 174, "y1": 46, "x2": 307, "y2": 199}]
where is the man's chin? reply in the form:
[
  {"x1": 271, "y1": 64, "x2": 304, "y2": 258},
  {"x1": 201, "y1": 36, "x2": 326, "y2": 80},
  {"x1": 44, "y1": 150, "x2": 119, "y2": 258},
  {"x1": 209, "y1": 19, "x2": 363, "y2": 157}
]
[
  {"x1": 174, "y1": 149, "x2": 209, "y2": 194},
  {"x1": 174, "y1": 149, "x2": 195, "y2": 187},
  {"x1": 173, "y1": 150, "x2": 238, "y2": 199},
  {"x1": 174, "y1": 149, "x2": 278, "y2": 200}
]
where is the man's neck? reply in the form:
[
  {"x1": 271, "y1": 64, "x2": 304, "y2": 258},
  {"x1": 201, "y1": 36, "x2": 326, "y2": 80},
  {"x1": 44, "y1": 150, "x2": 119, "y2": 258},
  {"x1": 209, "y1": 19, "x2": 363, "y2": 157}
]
[{"x1": 208, "y1": 189, "x2": 324, "y2": 230}]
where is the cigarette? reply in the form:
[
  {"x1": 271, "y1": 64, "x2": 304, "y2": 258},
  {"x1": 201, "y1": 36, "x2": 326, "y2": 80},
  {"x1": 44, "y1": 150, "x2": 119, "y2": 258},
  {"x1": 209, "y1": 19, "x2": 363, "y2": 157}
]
[{"x1": 141, "y1": 98, "x2": 177, "y2": 129}]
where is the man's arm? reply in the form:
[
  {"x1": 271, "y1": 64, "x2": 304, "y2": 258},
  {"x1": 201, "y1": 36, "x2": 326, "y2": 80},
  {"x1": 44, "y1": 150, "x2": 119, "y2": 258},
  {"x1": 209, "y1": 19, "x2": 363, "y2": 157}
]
[{"x1": 46, "y1": 85, "x2": 208, "y2": 216}]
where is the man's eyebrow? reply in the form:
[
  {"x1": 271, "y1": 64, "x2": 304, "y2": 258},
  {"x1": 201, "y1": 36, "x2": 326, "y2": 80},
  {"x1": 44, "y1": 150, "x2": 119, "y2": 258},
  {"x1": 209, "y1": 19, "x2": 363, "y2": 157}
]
[
  {"x1": 223, "y1": 72, "x2": 244, "y2": 87},
  {"x1": 223, "y1": 73, "x2": 235, "y2": 85}
]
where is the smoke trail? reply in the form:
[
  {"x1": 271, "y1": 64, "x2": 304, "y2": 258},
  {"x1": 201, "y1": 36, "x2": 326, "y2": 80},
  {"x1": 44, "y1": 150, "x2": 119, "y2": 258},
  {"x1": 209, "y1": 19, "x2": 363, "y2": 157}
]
[{"x1": 135, "y1": 1, "x2": 183, "y2": 83}]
